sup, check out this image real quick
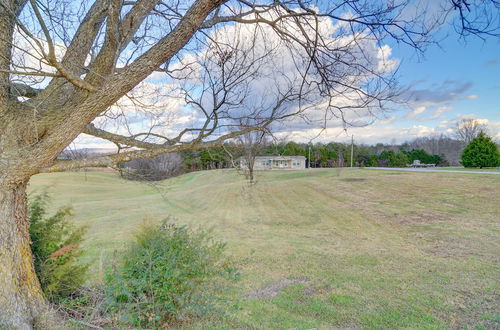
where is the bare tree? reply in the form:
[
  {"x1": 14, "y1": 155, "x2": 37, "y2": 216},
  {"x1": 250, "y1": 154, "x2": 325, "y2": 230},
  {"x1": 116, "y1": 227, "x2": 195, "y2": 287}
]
[
  {"x1": 0, "y1": 0, "x2": 498, "y2": 327},
  {"x1": 406, "y1": 134, "x2": 465, "y2": 165},
  {"x1": 122, "y1": 153, "x2": 183, "y2": 181},
  {"x1": 455, "y1": 118, "x2": 487, "y2": 144},
  {"x1": 235, "y1": 125, "x2": 269, "y2": 184}
]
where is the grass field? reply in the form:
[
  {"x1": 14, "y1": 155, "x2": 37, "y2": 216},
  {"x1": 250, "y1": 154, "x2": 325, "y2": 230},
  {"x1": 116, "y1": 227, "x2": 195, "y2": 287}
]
[{"x1": 29, "y1": 169, "x2": 500, "y2": 329}]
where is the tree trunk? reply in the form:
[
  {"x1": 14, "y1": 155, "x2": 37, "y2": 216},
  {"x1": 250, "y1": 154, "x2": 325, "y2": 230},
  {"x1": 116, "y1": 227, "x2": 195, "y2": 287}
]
[
  {"x1": 0, "y1": 180, "x2": 46, "y2": 329},
  {"x1": 248, "y1": 163, "x2": 254, "y2": 184}
]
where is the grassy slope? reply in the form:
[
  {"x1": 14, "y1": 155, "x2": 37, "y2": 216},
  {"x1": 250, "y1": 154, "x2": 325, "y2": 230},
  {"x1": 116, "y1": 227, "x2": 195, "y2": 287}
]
[{"x1": 29, "y1": 169, "x2": 500, "y2": 329}]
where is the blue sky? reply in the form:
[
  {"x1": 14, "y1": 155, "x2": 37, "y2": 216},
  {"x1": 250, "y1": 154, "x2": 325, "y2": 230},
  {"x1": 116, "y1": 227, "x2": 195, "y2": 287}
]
[
  {"x1": 344, "y1": 32, "x2": 500, "y2": 144},
  {"x1": 273, "y1": 33, "x2": 500, "y2": 145}
]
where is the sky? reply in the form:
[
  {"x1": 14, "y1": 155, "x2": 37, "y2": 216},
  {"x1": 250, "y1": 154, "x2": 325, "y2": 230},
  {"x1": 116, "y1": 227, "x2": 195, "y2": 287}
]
[
  {"x1": 72, "y1": 3, "x2": 500, "y2": 150},
  {"x1": 366, "y1": 35, "x2": 499, "y2": 144},
  {"x1": 274, "y1": 34, "x2": 500, "y2": 145}
]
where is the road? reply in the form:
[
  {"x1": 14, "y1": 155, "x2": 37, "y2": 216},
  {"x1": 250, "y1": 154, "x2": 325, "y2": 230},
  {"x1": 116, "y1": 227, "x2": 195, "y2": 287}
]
[{"x1": 362, "y1": 167, "x2": 500, "y2": 175}]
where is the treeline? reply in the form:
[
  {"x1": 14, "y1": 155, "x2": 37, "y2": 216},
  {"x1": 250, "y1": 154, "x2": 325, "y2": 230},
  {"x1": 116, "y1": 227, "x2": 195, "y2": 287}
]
[
  {"x1": 121, "y1": 135, "x2": 468, "y2": 181},
  {"x1": 180, "y1": 141, "x2": 447, "y2": 170}
]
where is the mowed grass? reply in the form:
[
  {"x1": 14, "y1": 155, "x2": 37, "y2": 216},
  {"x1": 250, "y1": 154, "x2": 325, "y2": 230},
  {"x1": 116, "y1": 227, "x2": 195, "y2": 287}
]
[
  {"x1": 29, "y1": 168, "x2": 500, "y2": 329},
  {"x1": 433, "y1": 167, "x2": 500, "y2": 172}
]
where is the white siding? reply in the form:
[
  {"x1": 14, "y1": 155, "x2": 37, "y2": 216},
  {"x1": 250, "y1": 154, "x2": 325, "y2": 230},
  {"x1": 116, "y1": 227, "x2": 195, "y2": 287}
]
[{"x1": 240, "y1": 156, "x2": 306, "y2": 170}]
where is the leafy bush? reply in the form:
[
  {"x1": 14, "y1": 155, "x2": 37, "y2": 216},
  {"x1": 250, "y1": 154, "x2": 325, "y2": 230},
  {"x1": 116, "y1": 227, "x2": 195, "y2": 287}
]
[
  {"x1": 461, "y1": 132, "x2": 500, "y2": 168},
  {"x1": 104, "y1": 220, "x2": 238, "y2": 327},
  {"x1": 29, "y1": 193, "x2": 88, "y2": 302},
  {"x1": 378, "y1": 150, "x2": 409, "y2": 167},
  {"x1": 368, "y1": 155, "x2": 378, "y2": 167}
]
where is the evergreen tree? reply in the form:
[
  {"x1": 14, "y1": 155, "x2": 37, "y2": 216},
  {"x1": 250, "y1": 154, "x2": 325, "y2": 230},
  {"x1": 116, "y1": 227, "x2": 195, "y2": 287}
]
[
  {"x1": 29, "y1": 194, "x2": 87, "y2": 302},
  {"x1": 461, "y1": 133, "x2": 500, "y2": 168}
]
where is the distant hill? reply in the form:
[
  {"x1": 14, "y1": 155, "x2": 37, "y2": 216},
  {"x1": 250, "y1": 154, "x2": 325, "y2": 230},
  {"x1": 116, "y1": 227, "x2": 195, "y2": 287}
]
[{"x1": 58, "y1": 147, "x2": 118, "y2": 159}]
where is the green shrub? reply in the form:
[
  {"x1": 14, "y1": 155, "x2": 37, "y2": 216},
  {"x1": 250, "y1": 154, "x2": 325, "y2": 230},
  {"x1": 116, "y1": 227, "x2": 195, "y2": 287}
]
[
  {"x1": 403, "y1": 149, "x2": 442, "y2": 165},
  {"x1": 104, "y1": 220, "x2": 238, "y2": 328},
  {"x1": 29, "y1": 193, "x2": 88, "y2": 303},
  {"x1": 368, "y1": 155, "x2": 378, "y2": 167},
  {"x1": 461, "y1": 132, "x2": 500, "y2": 168},
  {"x1": 378, "y1": 150, "x2": 409, "y2": 167}
]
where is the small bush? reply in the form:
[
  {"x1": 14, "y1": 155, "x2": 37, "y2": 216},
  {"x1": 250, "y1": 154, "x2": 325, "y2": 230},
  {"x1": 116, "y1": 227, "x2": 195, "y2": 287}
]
[
  {"x1": 29, "y1": 193, "x2": 88, "y2": 303},
  {"x1": 104, "y1": 220, "x2": 238, "y2": 328}
]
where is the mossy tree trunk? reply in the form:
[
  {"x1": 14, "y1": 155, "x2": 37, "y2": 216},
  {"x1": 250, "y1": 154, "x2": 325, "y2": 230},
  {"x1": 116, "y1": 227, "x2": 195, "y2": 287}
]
[{"x1": 0, "y1": 180, "x2": 45, "y2": 329}]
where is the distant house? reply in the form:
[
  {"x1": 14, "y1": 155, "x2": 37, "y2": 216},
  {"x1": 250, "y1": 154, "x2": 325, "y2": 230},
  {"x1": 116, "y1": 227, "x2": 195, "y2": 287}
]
[{"x1": 240, "y1": 155, "x2": 306, "y2": 170}]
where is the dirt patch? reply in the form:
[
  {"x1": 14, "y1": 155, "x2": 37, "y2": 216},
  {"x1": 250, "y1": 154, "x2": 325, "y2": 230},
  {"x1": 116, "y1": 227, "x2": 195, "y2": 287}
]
[
  {"x1": 303, "y1": 287, "x2": 316, "y2": 296},
  {"x1": 245, "y1": 277, "x2": 309, "y2": 299}
]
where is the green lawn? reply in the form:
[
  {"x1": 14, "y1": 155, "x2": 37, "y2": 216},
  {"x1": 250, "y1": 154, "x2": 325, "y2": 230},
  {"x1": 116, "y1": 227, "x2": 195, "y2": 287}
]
[{"x1": 29, "y1": 169, "x2": 500, "y2": 329}]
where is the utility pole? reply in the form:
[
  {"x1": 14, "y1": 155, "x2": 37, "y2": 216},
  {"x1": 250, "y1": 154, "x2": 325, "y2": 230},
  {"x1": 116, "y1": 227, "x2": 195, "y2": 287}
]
[
  {"x1": 350, "y1": 135, "x2": 354, "y2": 168},
  {"x1": 308, "y1": 144, "x2": 311, "y2": 169}
]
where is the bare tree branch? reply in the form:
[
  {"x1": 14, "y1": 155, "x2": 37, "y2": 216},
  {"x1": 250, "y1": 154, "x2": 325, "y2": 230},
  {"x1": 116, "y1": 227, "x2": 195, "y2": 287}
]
[{"x1": 43, "y1": 126, "x2": 261, "y2": 172}]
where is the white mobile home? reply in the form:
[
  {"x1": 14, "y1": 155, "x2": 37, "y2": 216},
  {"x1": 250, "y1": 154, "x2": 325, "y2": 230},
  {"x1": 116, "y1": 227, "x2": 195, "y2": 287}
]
[{"x1": 240, "y1": 156, "x2": 306, "y2": 170}]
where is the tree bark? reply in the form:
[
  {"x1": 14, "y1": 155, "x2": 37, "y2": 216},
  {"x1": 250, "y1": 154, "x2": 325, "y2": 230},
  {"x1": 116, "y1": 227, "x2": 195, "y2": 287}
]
[{"x1": 0, "y1": 179, "x2": 45, "y2": 329}]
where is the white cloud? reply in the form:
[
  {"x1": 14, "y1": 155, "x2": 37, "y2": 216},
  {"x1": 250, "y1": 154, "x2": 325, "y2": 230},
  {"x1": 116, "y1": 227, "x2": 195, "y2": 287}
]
[
  {"x1": 406, "y1": 106, "x2": 427, "y2": 119},
  {"x1": 271, "y1": 112, "x2": 500, "y2": 145},
  {"x1": 467, "y1": 94, "x2": 479, "y2": 99},
  {"x1": 71, "y1": 134, "x2": 117, "y2": 150},
  {"x1": 167, "y1": 9, "x2": 400, "y2": 134},
  {"x1": 377, "y1": 45, "x2": 399, "y2": 73},
  {"x1": 91, "y1": 79, "x2": 188, "y2": 139},
  {"x1": 419, "y1": 106, "x2": 454, "y2": 121},
  {"x1": 374, "y1": 116, "x2": 397, "y2": 125},
  {"x1": 9, "y1": 29, "x2": 69, "y2": 89},
  {"x1": 274, "y1": 123, "x2": 439, "y2": 144}
]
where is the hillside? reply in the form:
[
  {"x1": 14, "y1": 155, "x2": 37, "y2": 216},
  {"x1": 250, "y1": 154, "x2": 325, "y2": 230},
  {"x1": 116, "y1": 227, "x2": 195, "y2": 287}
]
[{"x1": 29, "y1": 169, "x2": 500, "y2": 328}]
